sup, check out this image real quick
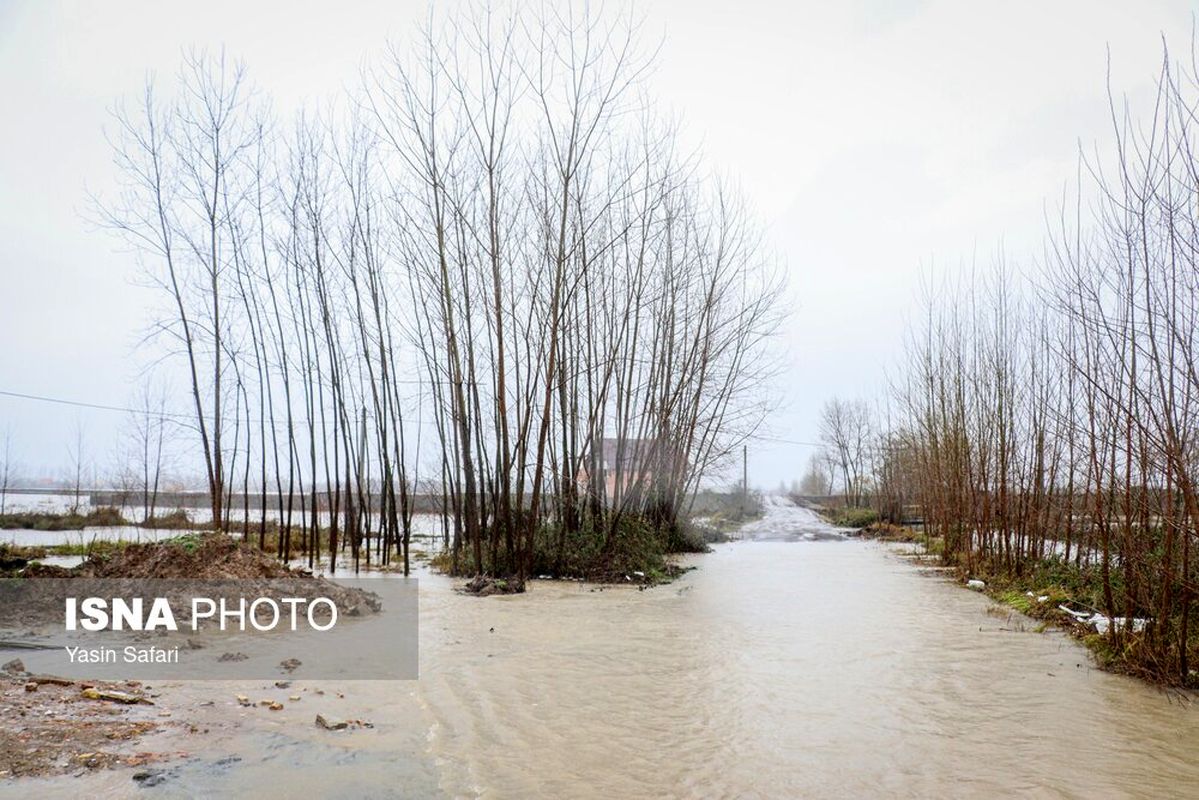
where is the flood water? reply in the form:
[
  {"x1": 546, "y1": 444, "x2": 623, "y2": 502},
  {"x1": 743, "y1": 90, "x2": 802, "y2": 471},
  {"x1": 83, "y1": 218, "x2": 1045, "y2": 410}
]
[{"x1": 11, "y1": 499, "x2": 1199, "y2": 798}]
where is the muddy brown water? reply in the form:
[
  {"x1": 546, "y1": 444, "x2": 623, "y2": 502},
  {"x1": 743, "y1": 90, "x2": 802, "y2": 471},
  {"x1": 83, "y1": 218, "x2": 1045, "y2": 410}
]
[{"x1": 8, "y1": 500, "x2": 1199, "y2": 798}]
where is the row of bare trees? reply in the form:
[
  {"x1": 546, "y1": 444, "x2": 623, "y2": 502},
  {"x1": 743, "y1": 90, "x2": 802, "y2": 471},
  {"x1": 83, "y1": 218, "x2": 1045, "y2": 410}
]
[
  {"x1": 102, "y1": 6, "x2": 782, "y2": 580},
  {"x1": 813, "y1": 398, "x2": 874, "y2": 506},
  {"x1": 872, "y1": 43, "x2": 1199, "y2": 683}
]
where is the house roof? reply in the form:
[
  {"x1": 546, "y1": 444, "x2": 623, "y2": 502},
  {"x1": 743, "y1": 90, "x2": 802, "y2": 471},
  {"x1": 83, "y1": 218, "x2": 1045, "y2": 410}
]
[{"x1": 600, "y1": 437, "x2": 681, "y2": 472}]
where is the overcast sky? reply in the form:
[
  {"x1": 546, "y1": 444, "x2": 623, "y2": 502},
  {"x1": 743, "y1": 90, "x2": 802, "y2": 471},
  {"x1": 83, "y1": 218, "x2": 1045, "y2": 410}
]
[{"x1": 0, "y1": 0, "x2": 1194, "y2": 486}]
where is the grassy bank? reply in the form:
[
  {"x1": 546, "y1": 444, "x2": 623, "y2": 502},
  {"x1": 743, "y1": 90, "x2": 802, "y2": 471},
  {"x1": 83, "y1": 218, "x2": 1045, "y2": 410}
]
[
  {"x1": 819, "y1": 507, "x2": 879, "y2": 528},
  {"x1": 863, "y1": 523, "x2": 1198, "y2": 689},
  {"x1": 696, "y1": 504, "x2": 765, "y2": 536},
  {"x1": 0, "y1": 507, "x2": 225, "y2": 532},
  {"x1": 0, "y1": 507, "x2": 129, "y2": 531},
  {"x1": 969, "y1": 559, "x2": 1196, "y2": 687}
]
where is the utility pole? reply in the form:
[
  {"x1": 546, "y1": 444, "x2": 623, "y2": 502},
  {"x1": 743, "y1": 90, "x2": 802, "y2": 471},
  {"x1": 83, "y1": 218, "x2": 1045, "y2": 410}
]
[{"x1": 741, "y1": 444, "x2": 748, "y2": 513}]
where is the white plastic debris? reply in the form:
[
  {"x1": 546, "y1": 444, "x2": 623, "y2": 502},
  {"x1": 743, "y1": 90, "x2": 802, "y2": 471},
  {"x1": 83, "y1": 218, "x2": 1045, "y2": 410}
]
[
  {"x1": 967, "y1": 579, "x2": 985, "y2": 590},
  {"x1": 1088, "y1": 615, "x2": 1149, "y2": 635},
  {"x1": 1057, "y1": 604, "x2": 1150, "y2": 633},
  {"x1": 1037, "y1": 595, "x2": 1050, "y2": 603}
]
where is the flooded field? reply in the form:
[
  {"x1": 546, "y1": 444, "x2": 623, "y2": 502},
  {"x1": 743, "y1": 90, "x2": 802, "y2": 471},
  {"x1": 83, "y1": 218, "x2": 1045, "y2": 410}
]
[
  {"x1": 8, "y1": 501, "x2": 1199, "y2": 798},
  {"x1": 0, "y1": 491, "x2": 446, "y2": 554}
]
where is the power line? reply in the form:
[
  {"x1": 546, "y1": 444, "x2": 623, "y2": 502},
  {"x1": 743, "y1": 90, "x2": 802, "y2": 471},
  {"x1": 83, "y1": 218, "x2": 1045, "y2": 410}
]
[
  {"x1": 752, "y1": 435, "x2": 822, "y2": 447},
  {"x1": 0, "y1": 387, "x2": 441, "y2": 429},
  {"x1": 0, "y1": 389, "x2": 195, "y2": 422},
  {"x1": 0, "y1": 387, "x2": 827, "y2": 447}
]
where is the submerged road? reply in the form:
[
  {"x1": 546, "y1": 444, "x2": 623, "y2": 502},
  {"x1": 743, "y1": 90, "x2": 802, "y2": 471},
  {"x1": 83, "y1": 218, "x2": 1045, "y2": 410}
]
[{"x1": 18, "y1": 498, "x2": 1199, "y2": 799}]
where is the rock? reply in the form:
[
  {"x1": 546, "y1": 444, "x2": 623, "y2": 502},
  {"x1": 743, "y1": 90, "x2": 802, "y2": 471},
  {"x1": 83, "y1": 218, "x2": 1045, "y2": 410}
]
[
  {"x1": 461, "y1": 575, "x2": 524, "y2": 597},
  {"x1": 267, "y1": 701, "x2": 284, "y2": 711},
  {"x1": 235, "y1": 694, "x2": 252, "y2": 707},
  {"x1": 315, "y1": 713, "x2": 348, "y2": 730},
  {"x1": 2, "y1": 658, "x2": 25, "y2": 674},
  {"x1": 81, "y1": 687, "x2": 150, "y2": 705},
  {"x1": 274, "y1": 680, "x2": 292, "y2": 689},
  {"x1": 315, "y1": 713, "x2": 372, "y2": 730},
  {"x1": 289, "y1": 695, "x2": 301, "y2": 702},
  {"x1": 23, "y1": 681, "x2": 38, "y2": 692},
  {"x1": 966, "y1": 579, "x2": 985, "y2": 590},
  {"x1": 218, "y1": 652, "x2": 248, "y2": 662},
  {"x1": 132, "y1": 768, "x2": 168, "y2": 787},
  {"x1": 279, "y1": 658, "x2": 302, "y2": 673},
  {"x1": 28, "y1": 674, "x2": 75, "y2": 686}
]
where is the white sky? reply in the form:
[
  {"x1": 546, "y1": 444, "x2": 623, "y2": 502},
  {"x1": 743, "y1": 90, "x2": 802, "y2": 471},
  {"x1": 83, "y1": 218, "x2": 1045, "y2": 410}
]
[{"x1": 0, "y1": 0, "x2": 1194, "y2": 486}]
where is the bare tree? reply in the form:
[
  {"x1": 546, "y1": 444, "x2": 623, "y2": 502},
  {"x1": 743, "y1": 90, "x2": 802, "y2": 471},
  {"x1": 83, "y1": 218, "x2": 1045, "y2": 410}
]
[
  {"x1": 798, "y1": 452, "x2": 831, "y2": 496},
  {"x1": 818, "y1": 398, "x2": 873, "y2": 507},
  {"x1": 0, "y1": 427, "x2": 14, "y2": 516},
  {"x1": 126, "y1": 380, "x2": 171, "y2": 523},
  {"x1": 101, "y1": 49, "x2": 260, "y2": 531},
  {"x1": 67, "y1": 418, "x2": 88, "y2": 515}
]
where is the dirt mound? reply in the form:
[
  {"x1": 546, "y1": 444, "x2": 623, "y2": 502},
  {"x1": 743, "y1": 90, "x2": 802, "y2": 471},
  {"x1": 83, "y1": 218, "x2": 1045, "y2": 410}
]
[
  {"x1": 7, "y1": 534, "x2": 381, "y2": 626},
  {"x1": 77, "y1": 533, "x2": 294, "y2": 581},
  {"x1": 18, "y1": 562, "x2": 74, "y2": 579}
]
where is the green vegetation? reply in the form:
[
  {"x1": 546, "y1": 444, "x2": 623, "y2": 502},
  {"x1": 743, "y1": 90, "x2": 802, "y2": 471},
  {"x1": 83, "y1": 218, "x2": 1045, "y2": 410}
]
[
  {"x1": 432, "y1": 512, "x2": 697, "y2": 587},
  {"x1": 0, "y1": 538, "x2": 129, "y2": 566},
  {"x1": 976, "y1": 560, "x2": 1190, "y2": 683},
  {"x1": 821, "y1": 507, "x2": 879, "y2": 528},
  {"x1": 162, "y1": 532, "x2": 206, "y2": 553},
  {"x1": 0, "y1": 542, "x2": 45, "y2": 566},
  {"x1": 140, "y1": 510, "x2": 197, "y2": 530},
  {"x1": 44, "y1": 539, "x2": 129, "y2": 559}
]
